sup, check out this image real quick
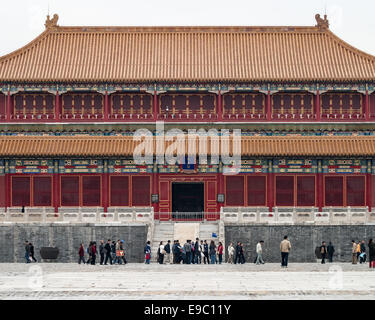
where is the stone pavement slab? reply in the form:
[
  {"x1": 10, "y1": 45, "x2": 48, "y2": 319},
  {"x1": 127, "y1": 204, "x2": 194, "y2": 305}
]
[{"x1": 0, "y1": 263, "x2": 374, "y2": 300}]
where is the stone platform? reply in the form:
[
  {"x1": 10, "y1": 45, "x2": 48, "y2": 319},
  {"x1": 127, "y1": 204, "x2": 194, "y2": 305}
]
[{"x1": 0, "y1": 263, "x2": 374, "y2": 300}]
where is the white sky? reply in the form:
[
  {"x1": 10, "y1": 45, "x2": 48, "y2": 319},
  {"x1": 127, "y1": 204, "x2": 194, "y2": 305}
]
[{"x1": 0, "y1": 0, "x2": 374, "y2": 57}]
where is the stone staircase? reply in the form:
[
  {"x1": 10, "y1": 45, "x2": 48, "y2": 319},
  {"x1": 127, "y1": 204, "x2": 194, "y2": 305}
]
[{"x1": 151, "y1": 221, "x2": 219, "y2": 262}]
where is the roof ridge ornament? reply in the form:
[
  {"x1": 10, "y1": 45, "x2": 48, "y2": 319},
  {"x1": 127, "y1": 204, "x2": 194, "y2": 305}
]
[
  {"x1": 315, "y1": 13, "x2": 329, "y2": 30},
  {"x1": 45, "y1": 13, "x2": 59, "y2": 30}
]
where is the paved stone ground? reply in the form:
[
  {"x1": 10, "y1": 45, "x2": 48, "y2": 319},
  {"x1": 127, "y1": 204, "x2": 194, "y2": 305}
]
[{"x1": 0, "y1": 262, "x2": 374, "y2": 300}]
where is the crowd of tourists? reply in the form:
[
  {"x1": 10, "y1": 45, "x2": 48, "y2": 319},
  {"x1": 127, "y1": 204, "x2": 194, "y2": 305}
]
[{"x1": 78, "y1": 239, "x2": 128, "y2": 265}]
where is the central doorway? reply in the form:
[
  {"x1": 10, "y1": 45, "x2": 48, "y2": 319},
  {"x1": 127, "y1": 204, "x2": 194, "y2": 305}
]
[{"x1": 172, "y1": 183, "x2": 204, "y2": 220}]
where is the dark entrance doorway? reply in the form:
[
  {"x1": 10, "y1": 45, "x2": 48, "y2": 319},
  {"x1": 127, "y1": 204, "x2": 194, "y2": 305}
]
[{"x1": 172, "y1": 183, "x2": 204, "y2": 220}]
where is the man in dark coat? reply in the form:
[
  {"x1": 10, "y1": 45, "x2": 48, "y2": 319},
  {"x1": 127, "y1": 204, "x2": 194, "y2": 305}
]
[
  {"x1": 99, "y1": 240, "x2": 105, "y2": 265},
  {"x1": 24, "y1": 241, "x2": 30, "y2": 263},
  {"x1": 320, "y1": 241, "x2": 327, "y2": 264},
  {"x1": 327, "y1": 242, "x2": 335, "y2": 263},
  {"x1": 29, "y1": 243, "x2": 37, "y2": 262},
  {"x1": 235, "y1": 242, "x2": 241, "y2": 264},
  {"x1": 203, "y1": 240, "x2": 209, "y2": 264},
  {"x1": 194, "y1": 238, "x2": 200, "y2": 264},
  {"x1": 104, "y1": 239, "x2": 112, "y2": 265},
  {"x1": 360, "y1": 240, "x2": 366, "y2": 263}
]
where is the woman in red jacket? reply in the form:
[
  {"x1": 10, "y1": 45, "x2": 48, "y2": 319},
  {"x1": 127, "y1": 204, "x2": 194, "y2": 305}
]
[
  {"x1": 78, "y1": 243, "x2": 85, "y2": 264},
  {"x1": 217, "y1": 242, "x2": 224, "y2": 264},
  {"x1": 91, "y1": 242, "x2": 97, "y2": 265}
]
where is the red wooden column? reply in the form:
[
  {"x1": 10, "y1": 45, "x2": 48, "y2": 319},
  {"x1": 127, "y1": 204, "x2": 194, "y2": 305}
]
[
  {"x1": 316, "y1": 88, "x2": 321, "y2": 121},
  {"x1": 5, "y1": 171, "x2": 10, "y2": 211},
  {"x1": 6, "y1": 89, "x2": 11, "y2": 121},
  {"x1": 267, "y1": 160, "x2": 274, "y2": 212},
  {"x1": 217, "y1": 89, "x2": 222, "y2": 121},
  {"x1": 152, "y1": 164, "x2": 159, "y2": 219},
  {"x1": 317, "y1": 160, "x2": 323, "y2": 212},
  {"x1": 266, "y1": 90, "x2": 272, "y2": 121},
  {"x1": 104, "y1": 91, "x2": 109, "y2": 121},
  {"x1": 102, "y1": 175, "x2": 108, "y2": 213},
  {"x1": 53, "y1": 160, "x2": 60, "y2": 213},
  {"x1": 365, "y1": 89, "x2": 370, "y2": 121},
  {"x1": 153, "y1": 90, "x2": 158, "y2": 120},
  {"x1": 55, "y1": 90, "x2": 60, "y2": 121}
]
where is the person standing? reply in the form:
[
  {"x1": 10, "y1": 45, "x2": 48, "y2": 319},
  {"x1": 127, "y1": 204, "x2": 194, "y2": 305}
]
[
  {"x1": 24, "y1": 241, "x2": 31, "y2": 264},
  {"x1": 327, "y1": 242, "x2": 335, "y2": 263},
  {"x1": 203, "y1": 240, "x2": 209, "y2": 264},
  {"x1": 368, "y1": 239, "x2": 375, "y2": 269},
  {"x1": 158, "y1": 241, "x2": 165, "y2": 264},
  {"x1": 200, "y1": 240, "x2": 205, "y2": 264},
  {"x1": 104, "y1": 239, "x2": 112, "y2": 265},
  {"x1": 227, "y1": 242, "x2": 235, "y2": 264},
  {"x1": 209, "y1": 241, "x2": 216, "y2": 264},
  {"x1": 91, "y1": 242, "x2": 97, "y2": 265},
  {"x1": 360, "y1": 240, "x2": 366, "y2": 264},
  {"x1": 194, "y1": 238, "x2": 200, "y2": 264},
  {"x1": 184, "y1": 240, "x2": 192, "y2": 264},
  {"x1": 356, "y1": 241, "x2": 361, "y2": 262},
  {"x1": 78, "y1": 243, "x2": 85, "y2": 264},
  {"x1": 99, "y1": 240, "x2": 105, "y2": 265},
  {"x1": 144, "y1": 241, "x2": 151, "y2": 264},
  {"x1": 115, "y1": 240, "x2": 121, "y2": 264},
  {"x1": 352, "y1": 240, "x2": 358, "y2": 264},
  {"x1": 87, "y1": 242, "x2": 92, "y2": 264},
  {"x1": 111, "y1": 241, "x2": 117, "y2": 264},
  {"x1": 255, "y1": 241, "x2": 265, "y2": 265},
  {"x1": 119, "y1": 240, "x2": 127, "y2": 264},
  {"x1": 164, "y1": 240, "x2": 171, "y2": 264},
  {"x1": 235, "y1": 242, "x2": 241, "y2": 264},
  {"x1": 240, "y1": 243, "x2": 245, "y2": 264},
  {"x1": 280, "y1": 236, "x2": 291, "y2": 268},
  {"x1": 320, "y1": 241, "x2": 327, "y2": 264},
  {"x1": 217, "y1": 242, "x2": 224, "y2": 264},
  {"x1": 29, "y1": 243, "x2": 37, "y2": 262}
]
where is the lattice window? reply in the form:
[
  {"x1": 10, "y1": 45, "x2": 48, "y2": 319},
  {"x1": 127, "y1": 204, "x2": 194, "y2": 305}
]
[
  {"x1": 12, "y1": 176, "x2": 30, "y2": 206},
  {"x1": 132, "y1": 176, "x2": 150, "y2": 206},
  {"x1": 325, "y1": 176, "x2": 343, "y2": 206},
  {"x1": 61, "y1": 176, "x2": 79, "y2": 206},
  {"x1": 347, "y1": 176, "x2": 365, "y2": 206},
  {"x1": 82, "y1": 176, "x2": 101, "y2": 206},
  {"x1": 110, "y1": 176, "x2": 129, "y2": 206},
  {"x1": 247, "y1": 176, "x2": 266, "y2": 206},
  {"x1": 33, "y1": 176, "x2": 52, "y2": 206},
  {"x1": 275, "y1": 176, "x2": 294, "y2": 206},
  {"x1": 225, "y1": 176, "x2": 244, "y2": 206},
  {"x1": 297, "y1": 176, "x2": 315, "y2": 206}
]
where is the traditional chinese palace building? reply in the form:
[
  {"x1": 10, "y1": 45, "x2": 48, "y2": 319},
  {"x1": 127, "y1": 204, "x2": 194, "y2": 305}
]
[{"x1": 1, "y1": 13, "x2": 375, "y2": 225}]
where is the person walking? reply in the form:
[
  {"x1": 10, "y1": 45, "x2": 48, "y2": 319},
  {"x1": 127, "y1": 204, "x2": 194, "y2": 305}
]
[
  {"x1": 29, "y1": 243, "x2": 37, "y2": 262},
  {"x1": 356, "y1": 241, "x2": 361, "y2": 262},
  {"x1": 91, "y1": 241, "x2": 97, "y2": 265},
  {"x1": 209, "y1": 241, "x2": 216, "y2": 264},
  {"x1": 99, "y1": 240, "x2": 105, "y2": 265},
  {"x1": 194, "y1": 238, "x2": 200, "y2": 264},
  {"x1": 240, "y1": 243, "x2": 245, "y2": 264},
  {"x1": 235, "y1": 242, "x2": 241, "y2": 264},
  {"x1": 327, "y1": 242, "x2": 335, "y2": 263},
  {"x1": 320, "y1": 241, "x2": 327, "y2": 264},
  {"x1": 352, "y1": 240, "x2": 358, "y2": 264},
  {"x1": 368, "y1": 239, "x2": 375, "y2": 268},
  {"x1": 144, "y1": 241, "x2": 151, "y2": 264},
  {"x1": 184, "y1": 240, "x2": 192, "y2": 264},
  {"x1": 280, "y1": 236, "x2": 291, "y2": 268},
  {"x1": 78, "y1": 243, "x2": 86, "y2": 264},
  {"x1": 255, "y1": 241, "x2": 265, "y2": 265},
  {"x1": 158, "y1": 241, "x2": 165, "y2": 264},
  {"x1": 111, "y1": 241, "x2": 117, "y2": 264},
  {"x1": 360, "y1": 240, "x2": 366, "y2": 264},
  {"x1": 203, "y1": 240, "x2": 209, "y2": 264},
  {"x1": 217, "y1": 242, "x2": 224, "y2": 264},
  {"x1": 227, "y1": 242, "x2": 235, "y2": 264},
  {"x1": 104, "y1": 239, "x2": 112, "y2": 265},
  {"x1": 164, "y1": 240, "x2": 171, "y2": 264},
  {"x1": 24, "y1": 241, "x2": 31, "y2": 263},
  {"x1": 120, "y1": 240, "x2": 127, "y2": 264},
  {"x1": 86, "y1": 242, "x2": 92, "y2": 264}
]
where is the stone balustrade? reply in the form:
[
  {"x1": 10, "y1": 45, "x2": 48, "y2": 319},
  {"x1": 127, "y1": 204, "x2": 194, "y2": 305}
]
[
  {"x1": 0, "y1": 207, "x2": 154, "y2": 224},
  {"x1": 222, "y1": 207, "x2": 372, "y2": 225}
]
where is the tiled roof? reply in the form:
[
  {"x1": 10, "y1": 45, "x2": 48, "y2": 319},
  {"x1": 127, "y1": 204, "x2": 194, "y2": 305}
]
[
  {"x1": 0, "y1": 135, "x2": 374, "y2": 157},
  {"x1": 1, "y1": 21, "x2": 375, "y2": 82}
]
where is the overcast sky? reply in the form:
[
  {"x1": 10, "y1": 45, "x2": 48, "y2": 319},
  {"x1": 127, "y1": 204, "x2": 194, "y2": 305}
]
[{"x1": 0, "y1": 0, "x2": 374, "y2": 57}]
